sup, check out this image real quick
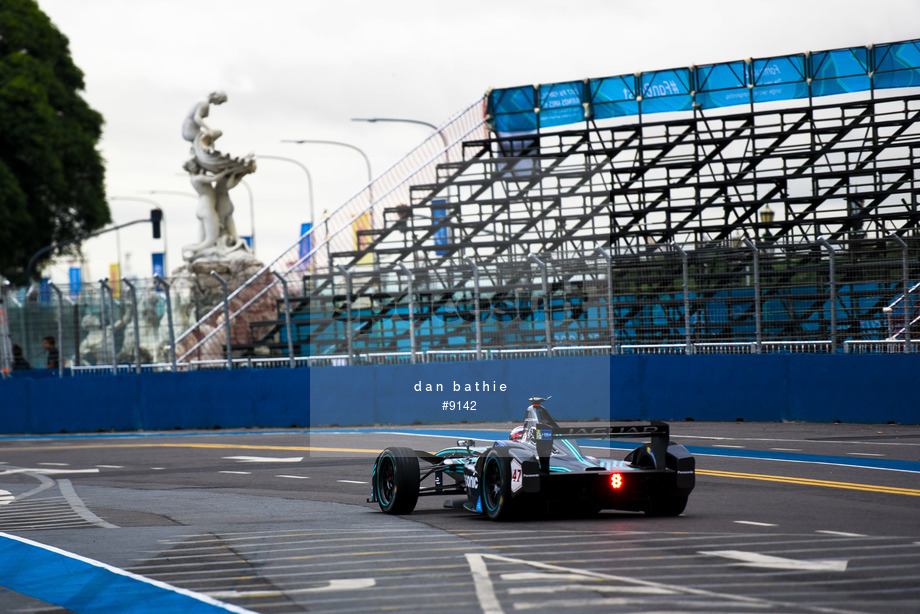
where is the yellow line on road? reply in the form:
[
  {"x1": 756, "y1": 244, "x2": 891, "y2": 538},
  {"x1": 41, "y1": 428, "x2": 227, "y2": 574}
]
[{"x1": 699, "y1": 469, "x2": 920, "y2": 496}]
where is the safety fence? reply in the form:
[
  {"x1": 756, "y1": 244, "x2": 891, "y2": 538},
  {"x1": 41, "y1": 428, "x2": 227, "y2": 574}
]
[
  {"x1": 296, "y1": 236, "x2": 917, "y2": 363},
  {"x1": 3, "y1": 234, "x2": 917, "y2": 377}
]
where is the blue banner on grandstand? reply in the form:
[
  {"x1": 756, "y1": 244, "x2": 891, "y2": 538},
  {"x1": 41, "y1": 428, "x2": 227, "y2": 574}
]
[
  {"x1": 751, "y1": 54, "x2": 808, "y2": 103},
  {"x1": 589, "y1": 74, "x2": 638, "y2": 120},
  {"x1": 487, "y1": 38, "x2": 920, "y2": 134},
  {"x1": 639, "y1": 68, "x2": 692, "y2": 114},
  {"x1": 811, "y1": 47, "x2": 871, "y2": 97},
  {"x1": 874, "y1": 40, "x2": 920, "y2": 89},
  {"x1": 695, "y1": 60, "x2": 749, "y2": 109},
  {"x1": 538, "y1": 81, "x2": 585, "y2": 128},
  {"x1": 490, "y1": 85, "x2": 537, "y2": 133}
]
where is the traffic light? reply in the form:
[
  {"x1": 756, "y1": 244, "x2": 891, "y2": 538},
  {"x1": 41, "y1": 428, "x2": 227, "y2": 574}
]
[{"x1": 150, "y1": 209, "x2": 163, "y2": 239}]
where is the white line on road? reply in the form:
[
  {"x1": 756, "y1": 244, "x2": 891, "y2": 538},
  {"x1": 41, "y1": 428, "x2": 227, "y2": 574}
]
[
  {"x1": 701, "y1": 549, "x2": 848, "y2": 572},
  {"x1": 219, "y1": 471, "x2": 252, "y2": 475},
  {"x1": 223, "y1": 456, "x2": 304, "y2": 463},
  {"x1": 466, "y1": 553, "x2": 504, "y2": 614},
  {"x1": 467, "y1": 552, "x2": 773, "y2": 614},
  {"x1": 816, "y1": 530, "x2": 866, "y2": 537},
  {"x1": 207, "y1": 578, "x2": 375, "y2": 598},
  {"x1": 500, "y1": 572, "x2": 595, "y2": 582},
  {"x1": 57, "y1": 479, "x2": 118, "y2": 529},
  {"x1": 0, "y1": 468, "x2": 100, "y2": 476},
  {"x1": 507, "y1": 585, "x2": 674, "y2": 596},
  {"x1": 337, "y1": 480, "x2": 368, "y2": 485},
  {"x1": 734, "y1": 521, "x2": 777, "y2": 527},
  {"x1": 276, "y1": 475, "x2": 311, "y2": 480}
]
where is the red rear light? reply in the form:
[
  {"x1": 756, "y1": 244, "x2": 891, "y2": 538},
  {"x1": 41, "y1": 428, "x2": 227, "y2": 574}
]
[{"x1": 610, "y1": 473, "x2": 623, "y2": 489}]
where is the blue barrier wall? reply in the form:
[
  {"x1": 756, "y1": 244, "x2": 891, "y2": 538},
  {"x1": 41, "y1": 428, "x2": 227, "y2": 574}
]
[
  {"x1": 1, "y1": 369, "x2": 310, "y2": 434},
  {"x1": 0, "y1": 355, "x2": 916, "y2": 434}
]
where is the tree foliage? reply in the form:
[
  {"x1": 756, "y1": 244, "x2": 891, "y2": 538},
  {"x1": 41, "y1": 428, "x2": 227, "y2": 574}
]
[{"x1": 0, "y1": 0, "x2": 108, "y2": 284}]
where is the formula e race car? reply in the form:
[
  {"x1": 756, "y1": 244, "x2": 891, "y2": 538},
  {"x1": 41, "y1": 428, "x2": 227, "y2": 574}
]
[{"x1": 369, "y1": 397, "x2": 695, "y2": 520}]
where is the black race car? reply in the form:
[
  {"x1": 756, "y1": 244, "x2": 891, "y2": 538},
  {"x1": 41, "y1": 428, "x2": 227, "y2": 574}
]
[{"x1": 369, "y1": 396, "x2": 695, "y2": 520}]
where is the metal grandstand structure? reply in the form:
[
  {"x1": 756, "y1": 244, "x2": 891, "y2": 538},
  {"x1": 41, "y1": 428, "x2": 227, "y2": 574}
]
[
  {"x1": 7, "y1": 39, "x2": 920, "y2": 375},
  {"x1": 168, "y1": 39, "x2": 920, "y2": 367}
]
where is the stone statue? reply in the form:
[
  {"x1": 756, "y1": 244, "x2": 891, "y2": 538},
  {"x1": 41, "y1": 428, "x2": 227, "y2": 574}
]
[
  {"x1": 78, "y1": 310, "x2": 130, "y2": 366},
  {"x1": 181, "y1": 91, "x2": 256, "y2": 263},
  {"x1": 117, "y1": 292, "x2": 172, "y2": 364}
]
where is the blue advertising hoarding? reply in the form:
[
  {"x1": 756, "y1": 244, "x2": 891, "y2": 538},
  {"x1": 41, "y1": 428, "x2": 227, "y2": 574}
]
[{"x1": 488, "y1": 38, "x2": 920, "y2": 134}]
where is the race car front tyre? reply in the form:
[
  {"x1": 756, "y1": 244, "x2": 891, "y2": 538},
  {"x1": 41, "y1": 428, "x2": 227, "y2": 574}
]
[
  {"x1": 374, "y1": 447, "x2": 420, "y2": 515},
  {"x1": 480, "y1": 447, "x2": 518, "y2": 521}
]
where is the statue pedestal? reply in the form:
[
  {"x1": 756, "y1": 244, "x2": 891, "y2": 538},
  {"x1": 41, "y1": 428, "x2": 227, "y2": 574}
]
[
  {"x1": 173, "y1": 259, "x2": 265, "y2": 314},
  {"x1": 171, "y1": 260, "x2": 265, "y2": 332},
  {"x1": 171, "y1": 259, "x2": 280, "y2": 362}
]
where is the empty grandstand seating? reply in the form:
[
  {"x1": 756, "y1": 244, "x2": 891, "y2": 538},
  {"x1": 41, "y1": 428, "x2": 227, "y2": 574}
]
[{"x1": 175, "y1": 41, "x2": 920, "y2": 364}]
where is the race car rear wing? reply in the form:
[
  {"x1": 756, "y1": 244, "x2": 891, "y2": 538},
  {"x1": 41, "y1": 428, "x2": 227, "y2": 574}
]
[
  {"x1": 550, "y1": 421, "x2": 670, "y2": 441},
  {"x1": 536, "y1": 421, "x2": 671, "y2": 471}
]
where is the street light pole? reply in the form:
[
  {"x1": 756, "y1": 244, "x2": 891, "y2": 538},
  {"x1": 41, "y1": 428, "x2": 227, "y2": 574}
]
[
  {"x1": 255, "y1": 155, "x2": 315, "y2": 225},
  {"x1": 282, "y1": 139, "x2": 373, "y2": 205},
  {"x1": 351, "y1": 117, "x2": 448, "y2": 156}
]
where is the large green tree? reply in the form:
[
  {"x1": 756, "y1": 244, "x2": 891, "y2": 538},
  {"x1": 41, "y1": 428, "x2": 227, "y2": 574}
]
[{"x1": 0, "y1": 0, "x2": 108, "y2": 285}]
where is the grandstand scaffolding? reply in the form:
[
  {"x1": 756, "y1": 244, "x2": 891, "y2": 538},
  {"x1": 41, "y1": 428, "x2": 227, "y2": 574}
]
[{"x1": 9, "y1": 39, "x2": 920, "y2": 371}]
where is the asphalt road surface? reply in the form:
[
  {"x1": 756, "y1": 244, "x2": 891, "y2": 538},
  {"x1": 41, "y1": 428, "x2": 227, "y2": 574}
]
[{"x1": 0, "y1": 420, "x2": 918, "y2": 613}]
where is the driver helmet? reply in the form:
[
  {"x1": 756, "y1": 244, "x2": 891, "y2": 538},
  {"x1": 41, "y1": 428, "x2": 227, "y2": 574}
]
[{"x1": 509, "y1": 425, "x2": 525, "y2": 441}]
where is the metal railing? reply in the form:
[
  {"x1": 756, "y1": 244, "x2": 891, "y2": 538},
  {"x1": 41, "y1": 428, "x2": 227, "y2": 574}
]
[{"x1": 4, "y1": 233, "x2": 917, "y2": 377}]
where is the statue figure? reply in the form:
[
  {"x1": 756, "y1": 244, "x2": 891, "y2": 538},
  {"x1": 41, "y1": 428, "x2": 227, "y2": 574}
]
[
  {"x1": 78, "y1": 310, "x2": 130, "y2": 366},
  {"x1": 181, "y1": 91, "x2": 256, "y2": 262},
  {"x1": 117, "y1": 292, "x2": 172, "y2": 364}
]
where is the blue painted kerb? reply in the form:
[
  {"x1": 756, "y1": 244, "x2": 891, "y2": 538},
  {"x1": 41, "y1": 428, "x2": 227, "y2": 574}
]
[{"x1": 0, "y1": 532, "x2": 252, "y2": 613}]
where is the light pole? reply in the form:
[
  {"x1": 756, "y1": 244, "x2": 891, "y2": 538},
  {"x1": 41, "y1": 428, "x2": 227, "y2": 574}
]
[
  {"x1": 281, "y1": 139, "x2": 373, "y2": 204},
  {"x1": 109, "y1": 196, "x2": 168, "y2": 277},
  {"x1": 255, "y1": 155, "x2": 315, "y2": 225},
  {"x1": 351, "y1": 117, "x2": 448, "y2": 154}
]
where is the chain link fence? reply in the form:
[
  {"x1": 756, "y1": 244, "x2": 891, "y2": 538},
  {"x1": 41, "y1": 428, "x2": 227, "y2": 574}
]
[{"x1": 3, "y1": 235, "x2": 918, "y2": 378}]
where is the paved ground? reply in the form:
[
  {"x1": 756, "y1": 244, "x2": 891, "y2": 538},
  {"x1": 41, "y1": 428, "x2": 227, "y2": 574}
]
[{"x1": 0, "y1": 420, "x2": 918, "y2": 613}]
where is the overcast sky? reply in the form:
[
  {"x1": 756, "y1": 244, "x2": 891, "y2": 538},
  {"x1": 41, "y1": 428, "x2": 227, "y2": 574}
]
[{"x1": 35, "y1": 0, "x2": 920, "y2": 282}]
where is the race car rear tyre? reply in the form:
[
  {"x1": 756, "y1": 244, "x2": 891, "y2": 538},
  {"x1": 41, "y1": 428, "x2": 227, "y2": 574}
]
[
  {"x1": 480, "y1": 447, "x2": 518, "y2": 521},
  {"x1": 646, "y1": 494, "x2": 688, "y2": 517},
  {"x1": 374, "y1": 447, "x2": 420, "y2": 515}
]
